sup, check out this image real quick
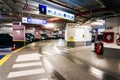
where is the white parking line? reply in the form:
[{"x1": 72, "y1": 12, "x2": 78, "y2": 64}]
[
  {"x1": 60, "y1": 48, "x2": 79, "y2": 52},
  {"x1": 37, "y1": 78, "x2": 49, "y2": 80},
  {"x1": 13, "y1": 62, "x2": 42, "y2": 68},
  {"x1": 42, "y1": 51, "x2": 54, "y2": 55},
  {"x1": 59, "y1": 50, "x2": 69, "y2": 52},
  {"x1": 7, "y1": 68, "x2": 45, "y2": 78},
  {"x1": 16, "y1": 53, "x2": 40, "y2": 62}
]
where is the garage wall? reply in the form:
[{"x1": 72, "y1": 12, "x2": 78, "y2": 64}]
[
  {"x1": 105, "y1": 17, "x2": 119, "y2": 28},
  {"x1": 105, "y1": 17, "x2": 120, "y2": 44},
  {"x1": 105, "y1": 17, "x2": 120, "y2": 33},
  {"x1": 0, "y1": 26, "x2": 12, "y2": 33},
  {"x1": 26, "y1": 29, "x2": 34, "y2": 35}
]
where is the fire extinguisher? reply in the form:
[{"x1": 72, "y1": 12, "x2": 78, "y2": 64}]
[{"x1": 96, "y1": 42, "x2": 103, "y2": 55}]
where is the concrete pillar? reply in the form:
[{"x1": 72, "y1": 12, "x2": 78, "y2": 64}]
[{"x1": 65, "y1": 23, "x2": 91, "y2": 47}]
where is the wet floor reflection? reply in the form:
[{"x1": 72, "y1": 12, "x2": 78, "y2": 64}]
[
  {"x1": 89, "y1": 67, "x2": 104, "y2": 79},
  {"x1": 38, "y1": 40, "x2": 120, "y2": 80},
  {"x1": 53, "y1": 39, "x2": 65, "y2": 46},
  {"x1": 90, "y1": 67, "x2": 120, "y2": 80},
  {"x1": 63, "y1": 53, "x2": 120, "y2": 80},
  {"x1": 41, "y1": 57, "x2": 66, "y2": 80}
]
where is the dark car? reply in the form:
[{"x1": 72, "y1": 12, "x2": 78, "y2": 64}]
[
  {"x1": 0, "y1": 34, "x2": 13, "y2": 48},
  {"x1": 40, "y1": 34, "x2": 48, "y2": 40},
  {"x1": 26, "y1": 33, "x2": 35, "y2": 41},
  {"x1": 25, "y1": 33, "x2": 35, "y2": 42},
  {"x1": 52, "y1": 35, "x2": 59, "y2": 39},
  {"x1": 97, "y1": 35, "x2": 103, "y2": 41}
]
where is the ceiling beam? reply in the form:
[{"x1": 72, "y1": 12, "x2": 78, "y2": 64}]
[
  {"x1": 68, "y1": 0, "x2": 88, "y2": 9},
  {"x1": 13, "y1": 0, "x2": 38, "y2": 9},
  {"x1": 76, "y1": 5, "x2": 120, "y2": 16},
  {"x1": 95, "y1": 0, "x2": 106, "y2": 8},
  {"x1": 0, "y1": 0, "x2": 17, "y2": 15}
]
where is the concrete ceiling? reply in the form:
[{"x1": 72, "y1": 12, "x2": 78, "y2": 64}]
[{"x1": 0, "y1": 0, "x2": 120, "y2": 24}]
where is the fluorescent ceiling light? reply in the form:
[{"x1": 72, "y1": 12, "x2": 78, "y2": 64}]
[
  {"x1": 45, "y1": 23, "x2": 55, "y2": 28},
  {"x1": 91, "y1": 20, "x2": 105, "y2": 26},
  {"x1": 2, "y1": 23, "x2": 12, "y2": 26}
]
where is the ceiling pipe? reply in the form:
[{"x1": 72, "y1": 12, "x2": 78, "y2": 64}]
[
  {"x1": 67, "y1": 0, "x2": 88, "y2": 9},
  {"x1": 1, "y1": 13, "x2": 22, "y2": 18},
  {"x1": 1, "y1": 0, "x2": 38, "y2": 18},
  {"x1": 1, "y1": 0, "x2": 18, "y2": 16},
  {"x1": 12, "y1": 0, "x2": 38, "y2": 9},
  {"x1": 76, "y1": 5, "x2": 120, "y2": 16},
  {"x1": 95, "y1": 0, "x2": 106, "y2": 8}
]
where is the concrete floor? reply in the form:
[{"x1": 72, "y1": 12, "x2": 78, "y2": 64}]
[{"x1": 0, "y1": 39, "x2": 120, "y2": 80}]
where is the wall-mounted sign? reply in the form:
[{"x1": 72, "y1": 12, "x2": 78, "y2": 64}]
[
  {"x1": 22, "y1": 17, "x2": 47, "y2": 25},
  {"x1": 103, "y1": 32, "x2": 114, "y2": 43},
  {"x1": 39, "y1": 4, "x2": 74, "y2": 21}
]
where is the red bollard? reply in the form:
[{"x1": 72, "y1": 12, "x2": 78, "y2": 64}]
[
  {"x1": 96, "y1": 42, "x2": 103, "y2": 55},
  {"x1": 12, "y1": 44, "x2": 17, "y2": 51}
]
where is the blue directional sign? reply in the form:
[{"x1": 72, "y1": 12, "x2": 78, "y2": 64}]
[
  {"x1": 39, "y1": 4, "x2": 74, "y2": 21},
  {"x1": 22, "y1": 17, "x2": 47, "y2": 25},
  {"x1": 39, "y1": 4, "x2": 47, "y2": 14},
  {"x1": 27, "y1": 18, "x2": 32, "y2": 23}
]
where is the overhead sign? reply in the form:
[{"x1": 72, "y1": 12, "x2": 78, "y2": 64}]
[
  {"x1": 22, "y1": 17, "x2": 47, "y2": 25},
  {"x1": 39, "y1": 4, "x2": 74, "y2": 21},
  {"x1": 39, "y1": 4, "x2": 47, "y2": 14}
]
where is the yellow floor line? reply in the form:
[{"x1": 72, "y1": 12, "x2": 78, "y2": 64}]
[
  {"x1": 0, "y1": 54, "x2": 12, "y2": 66},
  {"x1": 11, "y1": 46, "x2": 26, "y2": 54},
  {"x1": 12, "y1": 43, "x2": 31, "y2": 54},
  {"x1": 0, "y1": 43, "x2": 31, "y2": 66}
]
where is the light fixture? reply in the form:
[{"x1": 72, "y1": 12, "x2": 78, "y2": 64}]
[
  {"x1": 45, "y1": 23, "x2": 55, "y2": 28},
  {"x1": 91, "y1": 19, "x2": 105, "y2": 26},
  {"x1": 47, "y1": 18, "x2": 61, "y2": 22},
  {"x1": 2, "y1": 23, "x2": 12, "y2": 26},
  {"x1": 16, "y1": 30, "x2": 21, "y2": 34}
]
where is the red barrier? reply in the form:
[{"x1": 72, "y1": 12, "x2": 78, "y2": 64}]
[{"x1": 96, "y1": 43, "x2": 103, "y2": 55}]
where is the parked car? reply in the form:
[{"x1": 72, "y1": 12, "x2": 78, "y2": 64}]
[
  {"x1": 40, "y1": 34, "x2": 48, "y2": 40},
  {"x1": 26, "y1": 33, "x2": 35, "y2": 41},
  {"x1": 25, "y1": 33, "x2": 35, "y2": 42},
  {"x1": 97, "y1": 35, "x2": 103, "y2": 41},
  {"x1": 0, "y1": 34, "x2": 13, "y2": 48},
  {"x1": 52, "y1": 35, "x2": 59, "y2": 39}
]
